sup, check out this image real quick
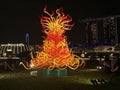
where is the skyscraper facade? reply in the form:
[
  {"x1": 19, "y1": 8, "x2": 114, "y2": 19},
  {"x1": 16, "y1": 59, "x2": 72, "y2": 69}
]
[{"x1": 80, "y1": 15, "x2": 120, "y2": 46}]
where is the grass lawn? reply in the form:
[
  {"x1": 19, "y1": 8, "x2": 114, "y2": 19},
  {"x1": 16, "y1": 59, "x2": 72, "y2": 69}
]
[{"x1": 0, "y1": 67, "x2": 120, "y2": 90}]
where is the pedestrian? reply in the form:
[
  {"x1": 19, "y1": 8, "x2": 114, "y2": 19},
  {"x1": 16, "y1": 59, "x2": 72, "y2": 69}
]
[{"x1": 111, "y1": 55, "x2": 120, "y2": 75}]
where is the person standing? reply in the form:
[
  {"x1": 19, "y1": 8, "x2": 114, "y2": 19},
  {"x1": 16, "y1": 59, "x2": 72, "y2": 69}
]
[{"x1": 111, "y1": 55, "x2": 120, "y2": 75}]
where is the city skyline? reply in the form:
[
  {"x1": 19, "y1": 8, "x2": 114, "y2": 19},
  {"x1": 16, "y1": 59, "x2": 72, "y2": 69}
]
[{"x1": 1, "y1": 0, "x2": 120, "y2": 44}]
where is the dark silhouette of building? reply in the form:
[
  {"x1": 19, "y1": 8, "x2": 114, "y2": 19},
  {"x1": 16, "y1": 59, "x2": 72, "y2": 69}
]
[{"x1": 80, "y1": 15, "x2": 120, "y2": 46}]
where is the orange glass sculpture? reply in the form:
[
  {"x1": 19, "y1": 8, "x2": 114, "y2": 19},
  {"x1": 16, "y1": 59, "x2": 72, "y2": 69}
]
[{"x1": 29, "y1": 6, "x2": 85, "y2": 70}]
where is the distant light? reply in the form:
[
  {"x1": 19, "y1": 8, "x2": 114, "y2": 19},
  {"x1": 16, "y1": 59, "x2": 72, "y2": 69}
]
[
  {"x1": 101, "y1": 58, "x2": 104, "y2": 61},
  {"x1": 7, "y1": 49, "x2": 12, "y2": 52},
  {"x1": 3, "y1": 53, "x2": 7, "y2": 57},
  {"x1": 30, "y1": 64, "x2": 35, "y2": 68},
  {"x1": 97, "y1": 58, "x2": 100, "y2": 61},
  {"x1": 1, "y1": 43, "x2": 24, "y2": 46},
  {"x1": 85, "y1": 52, "x2": 87, "y2": 54},
  {"x1": 30, "y1": 70, "x2": 38, "y2": 76},
  {"x1": 97, "y1": 66, "x2": 102, "y2": 70}
]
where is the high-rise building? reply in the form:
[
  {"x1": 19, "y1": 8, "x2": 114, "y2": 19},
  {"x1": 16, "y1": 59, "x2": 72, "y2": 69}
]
[
  {"x1": 80, "y1": 15, "x2": 120, "y2": 46},
  {"x1": 103, "y1": 18, "x2": 117, "y2": 44},
  {"x1": 85, "y1": 21, "x2": 98, "y2": 45}
]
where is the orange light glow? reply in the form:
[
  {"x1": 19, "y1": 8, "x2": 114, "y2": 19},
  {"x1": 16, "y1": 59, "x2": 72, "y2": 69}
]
[{"x1": 30, "y1": 6, "x2": 85, "y2": 70}]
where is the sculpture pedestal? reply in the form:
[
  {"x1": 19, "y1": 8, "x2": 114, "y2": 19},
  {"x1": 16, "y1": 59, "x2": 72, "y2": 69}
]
[
  {"x1": 43, "y1": 69, "x2": 67, "y2": 77},
  {"x1": 30, "y1": 68, "x2": 67, "y2": 77}
]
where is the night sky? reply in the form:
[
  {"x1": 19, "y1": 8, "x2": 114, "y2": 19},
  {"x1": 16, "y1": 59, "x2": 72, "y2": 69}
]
[{"x1": 1, "y1": 0, "x2": 120, "y2": 44}]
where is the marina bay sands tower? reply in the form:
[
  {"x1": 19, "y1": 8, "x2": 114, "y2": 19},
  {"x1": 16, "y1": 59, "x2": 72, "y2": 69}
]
[{"x1": 80, "y1": 15, "x2": 120, "y2": 46}]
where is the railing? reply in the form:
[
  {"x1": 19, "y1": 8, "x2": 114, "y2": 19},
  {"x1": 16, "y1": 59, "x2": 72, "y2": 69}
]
[{"x1": 0, "y1": 57, "x2": 19, "y2": 60}]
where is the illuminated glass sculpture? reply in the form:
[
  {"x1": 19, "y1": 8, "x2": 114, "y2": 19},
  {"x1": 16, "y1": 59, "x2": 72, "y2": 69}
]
[{"x1": 22, "y1": 6, "x2": 85, "y2": 70}]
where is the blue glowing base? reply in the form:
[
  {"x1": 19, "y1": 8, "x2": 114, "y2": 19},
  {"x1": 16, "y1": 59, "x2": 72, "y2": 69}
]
[
  {"x1": 30, "y1": 68, "x2": 67, "y2": 77},
  {"x1": 43, "y1": 68, "x2": 67, "y2": 77}
]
